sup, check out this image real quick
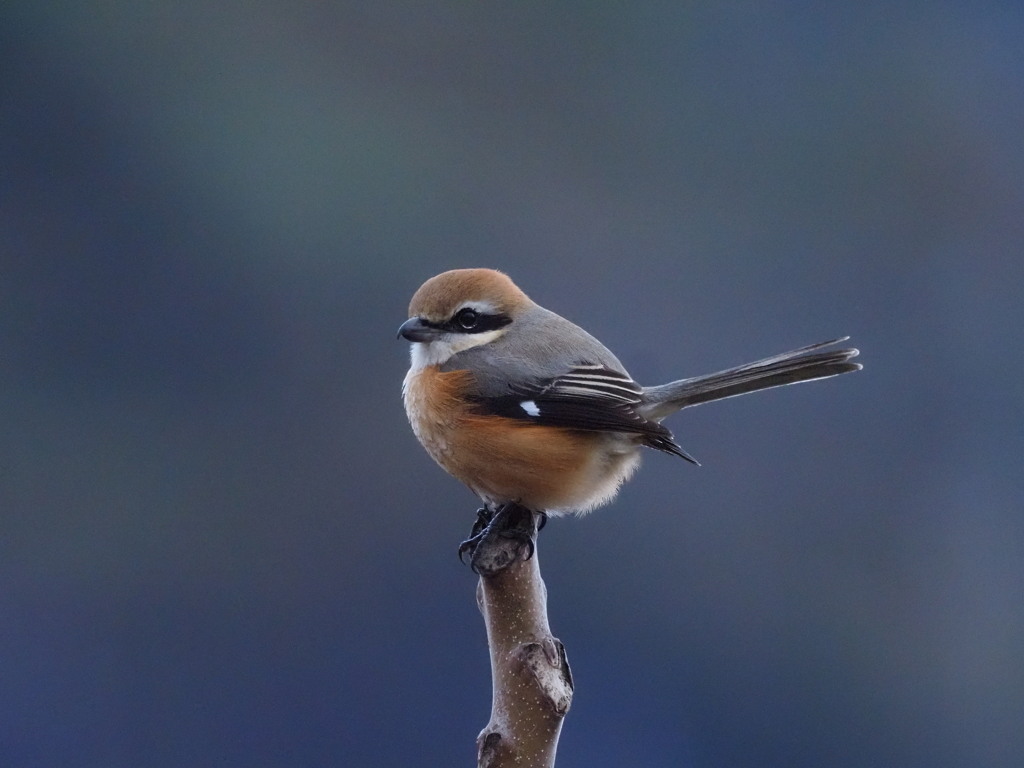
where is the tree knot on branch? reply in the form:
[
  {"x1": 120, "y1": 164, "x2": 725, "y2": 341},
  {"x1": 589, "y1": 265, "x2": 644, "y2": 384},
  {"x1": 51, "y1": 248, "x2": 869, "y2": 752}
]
[{"x1": 515, "y1": 639, "x2": 574, "y2": 716}]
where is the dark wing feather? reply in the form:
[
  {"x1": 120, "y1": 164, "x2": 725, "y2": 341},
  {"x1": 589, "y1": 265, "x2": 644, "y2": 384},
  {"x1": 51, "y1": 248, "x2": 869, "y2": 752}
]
[{"x1": 471, "y1": 364, "x2": 699, "y2": 464}]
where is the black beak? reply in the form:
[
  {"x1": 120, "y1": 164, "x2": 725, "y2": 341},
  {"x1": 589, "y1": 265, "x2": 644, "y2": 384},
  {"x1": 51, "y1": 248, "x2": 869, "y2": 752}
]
[{"x1": 397, "y1": 317, "x2": 441, "y2": 342}]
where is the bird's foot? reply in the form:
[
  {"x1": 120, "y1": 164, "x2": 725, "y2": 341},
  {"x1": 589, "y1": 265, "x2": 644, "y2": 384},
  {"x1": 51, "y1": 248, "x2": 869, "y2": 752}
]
[
  {"x1": 458, "y1": 507, "x2": 495, "y2": 564},
  {"x1": 459, "y1": 503, "x2": 541, "y2": 576}
]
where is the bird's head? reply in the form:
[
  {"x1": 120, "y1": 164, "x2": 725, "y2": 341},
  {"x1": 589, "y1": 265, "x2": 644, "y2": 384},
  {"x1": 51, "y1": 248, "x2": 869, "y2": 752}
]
[{"x1": 398, "y1": 269, "x2": 533, "y2": 368}]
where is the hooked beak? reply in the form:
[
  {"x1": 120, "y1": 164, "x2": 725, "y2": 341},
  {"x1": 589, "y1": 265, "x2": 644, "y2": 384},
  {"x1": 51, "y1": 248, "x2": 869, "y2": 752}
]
[{"x1": 397, "y1": 316, "x2": 442, "y2": 342}]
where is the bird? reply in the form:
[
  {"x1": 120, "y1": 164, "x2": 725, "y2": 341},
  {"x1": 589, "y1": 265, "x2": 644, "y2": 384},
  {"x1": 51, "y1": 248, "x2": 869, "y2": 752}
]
[{"x1": 398, "y1": 268, "x2": 860, "y2": 538}]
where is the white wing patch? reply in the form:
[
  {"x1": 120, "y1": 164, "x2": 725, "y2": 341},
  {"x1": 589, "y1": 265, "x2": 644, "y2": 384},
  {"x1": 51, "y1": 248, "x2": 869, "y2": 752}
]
[{"x1": 520, "y1": 400, "x2": 541, "y2": 417}]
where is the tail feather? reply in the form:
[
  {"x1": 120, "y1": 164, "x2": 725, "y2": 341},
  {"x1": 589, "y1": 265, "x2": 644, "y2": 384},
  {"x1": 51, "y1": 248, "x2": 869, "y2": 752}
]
[{"x1": 640, "y1": 338, "x2": 861, "y2": 421}]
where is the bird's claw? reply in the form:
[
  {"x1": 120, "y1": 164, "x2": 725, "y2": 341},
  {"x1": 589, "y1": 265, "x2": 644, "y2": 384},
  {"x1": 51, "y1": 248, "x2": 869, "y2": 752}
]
[
  {"x1": 458, "y1": 503, "x2": 542, "y2": 575},
  {"x1": 458, "y1": 507, "x2": 494, "y2": 564}
]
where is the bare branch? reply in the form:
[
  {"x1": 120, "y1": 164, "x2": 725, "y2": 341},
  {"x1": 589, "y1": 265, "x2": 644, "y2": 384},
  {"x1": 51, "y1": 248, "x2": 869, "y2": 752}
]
[{"x1": 467, "y1": 505, "x2": 573, "y2": 767}]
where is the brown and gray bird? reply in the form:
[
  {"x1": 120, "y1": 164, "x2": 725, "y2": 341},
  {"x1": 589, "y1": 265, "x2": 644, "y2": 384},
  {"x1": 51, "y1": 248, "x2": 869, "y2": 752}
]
[{"x1": 399, "y1": 268, "x2": 860, "y2": 517}]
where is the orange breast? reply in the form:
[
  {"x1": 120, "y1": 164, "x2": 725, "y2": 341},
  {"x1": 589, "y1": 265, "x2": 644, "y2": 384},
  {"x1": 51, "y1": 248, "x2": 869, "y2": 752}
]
[{"x1": 403, "y1": 365, "x2": 641, "y2": 514}]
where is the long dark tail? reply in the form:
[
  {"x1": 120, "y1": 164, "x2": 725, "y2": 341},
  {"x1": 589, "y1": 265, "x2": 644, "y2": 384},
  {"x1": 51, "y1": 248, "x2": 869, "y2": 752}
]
[{"x1": 639, "y1": 338, "x2": 861, "y2": 420}]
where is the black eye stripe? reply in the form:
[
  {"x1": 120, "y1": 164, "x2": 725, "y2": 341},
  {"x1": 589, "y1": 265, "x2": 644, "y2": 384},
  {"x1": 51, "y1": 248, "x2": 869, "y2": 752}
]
[{"x1": 443, "y1": 309, "x2": 512, "y2": 334}]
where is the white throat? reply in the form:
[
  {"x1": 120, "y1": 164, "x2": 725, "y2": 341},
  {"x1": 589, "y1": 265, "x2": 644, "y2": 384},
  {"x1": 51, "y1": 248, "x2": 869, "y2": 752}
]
[{"x1": 408, "y1": 328, "x2": 507, "y2": 371}]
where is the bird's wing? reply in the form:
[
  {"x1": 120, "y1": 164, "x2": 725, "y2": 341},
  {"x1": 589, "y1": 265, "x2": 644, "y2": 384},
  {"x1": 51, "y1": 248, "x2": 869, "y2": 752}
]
[{"x1": 469, "y1": 363, "x2": 698, "y2": 464}]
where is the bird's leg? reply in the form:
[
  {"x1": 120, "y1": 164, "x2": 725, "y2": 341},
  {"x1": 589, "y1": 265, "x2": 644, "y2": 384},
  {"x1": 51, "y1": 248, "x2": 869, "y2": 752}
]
[{"x1": 459, "y1": 502, "x2": 540, "y2": 576}]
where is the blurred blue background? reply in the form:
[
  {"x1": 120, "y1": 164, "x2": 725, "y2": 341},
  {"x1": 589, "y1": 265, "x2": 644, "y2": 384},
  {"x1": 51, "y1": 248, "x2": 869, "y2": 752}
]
[{"x1": 3, "y1": 2, "x2": 1022, "y2": 766}]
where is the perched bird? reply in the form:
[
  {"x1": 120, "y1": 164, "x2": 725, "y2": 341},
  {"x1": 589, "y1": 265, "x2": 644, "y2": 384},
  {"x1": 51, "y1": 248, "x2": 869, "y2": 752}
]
[{"x1": 399, "y1": 268, "x2": 860, "y2": 521}]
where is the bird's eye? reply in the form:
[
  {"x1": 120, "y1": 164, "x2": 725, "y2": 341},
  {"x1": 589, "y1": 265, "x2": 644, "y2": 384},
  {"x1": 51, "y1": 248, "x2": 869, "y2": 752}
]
[{"x1": 455, "y1": 308, "x2": 479, "y2": 330}]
